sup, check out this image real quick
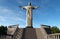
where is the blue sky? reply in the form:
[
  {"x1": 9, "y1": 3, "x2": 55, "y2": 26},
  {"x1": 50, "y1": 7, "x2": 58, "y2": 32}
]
[{"x1": 0, "y1": 0, "x2": 60, "y2": 28}]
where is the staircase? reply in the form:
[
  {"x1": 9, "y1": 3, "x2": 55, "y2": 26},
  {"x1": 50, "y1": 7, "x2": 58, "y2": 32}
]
[
  {"x1": 6, "y1": 25, "x2": 55, "y2": 39},
  {"x1": 13, "y1": 27, "x2": 49, "y2": 39},
  {"x1": 13, "y1": 28, "x2": 24, "y2": 39}
]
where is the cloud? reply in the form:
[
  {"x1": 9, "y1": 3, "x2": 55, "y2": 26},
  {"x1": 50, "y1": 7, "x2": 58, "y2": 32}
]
[
  {"x1": 11, "y1": 17, "x2": 25, "y2": 22},
  {"x1": 0, "y1": 6, "x2": 25, "y2": 22},
  {"x1": 0, "y1": 7, "x2": 14, "y2": 15},
  {"x1": 0, "y1": 6, "x2": 24, "y2": 17},
  {"x1": 0, "y1": 16, "x2": 7, "y2": 22}
]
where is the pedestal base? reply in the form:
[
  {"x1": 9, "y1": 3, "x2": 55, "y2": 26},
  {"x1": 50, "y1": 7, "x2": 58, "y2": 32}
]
[
  {"x1": 22, "y1": 28, "x2": 37, "y2": 39},
  {"x1": 26, "y1": 26, "x2": 33, "y2": 28}
]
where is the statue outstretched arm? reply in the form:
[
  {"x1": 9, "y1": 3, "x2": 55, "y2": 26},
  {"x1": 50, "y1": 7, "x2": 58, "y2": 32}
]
[
  {"x1": 32, "y1": 6, "x2": 38, "y2": 9},
  {"x1": 19, "y1": 6, "x2": 27, "y2": 9}
]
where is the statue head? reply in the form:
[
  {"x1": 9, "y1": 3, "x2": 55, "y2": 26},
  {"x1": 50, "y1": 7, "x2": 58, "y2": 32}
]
[{"x1": 28, "y1": 2, "x2": 31, "y2": 6}]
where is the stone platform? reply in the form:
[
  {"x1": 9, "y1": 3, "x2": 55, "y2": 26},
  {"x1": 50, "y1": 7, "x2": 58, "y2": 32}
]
[{"x1": 6, "y1": 25, "x2": 60, "y2": 39}]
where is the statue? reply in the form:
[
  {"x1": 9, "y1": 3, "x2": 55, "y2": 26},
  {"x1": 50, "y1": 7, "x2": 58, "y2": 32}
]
[{"x1": 19, "y1": 2, "x2": 38, "y2": 28}]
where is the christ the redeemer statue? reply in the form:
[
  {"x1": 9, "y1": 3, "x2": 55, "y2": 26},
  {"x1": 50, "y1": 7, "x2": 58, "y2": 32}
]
[{"x1": 20, "y1": 2, "x2": 38, "y2": 28}]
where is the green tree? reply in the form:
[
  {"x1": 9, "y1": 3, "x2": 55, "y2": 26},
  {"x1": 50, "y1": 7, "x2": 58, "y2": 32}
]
[
  {"x1": 0, "y1": 25, "x2": 7, "y2": 36},
  {"x1": 51, "y1": 26, "x2": 60, "y2": 33}
]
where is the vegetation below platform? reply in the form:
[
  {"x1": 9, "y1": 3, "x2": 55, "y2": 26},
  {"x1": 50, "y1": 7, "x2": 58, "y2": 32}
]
[
  {"x1": 0, "y1": 25, "x2": 7, "y2": 36},
  {"x1": 51, "y1": 26, "x2": 60, "y2": 34}
]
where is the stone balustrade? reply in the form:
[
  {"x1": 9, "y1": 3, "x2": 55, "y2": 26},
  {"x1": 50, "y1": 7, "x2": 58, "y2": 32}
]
[{"x1": 47, "y1": 33, "x2": 60, "y2": 39}]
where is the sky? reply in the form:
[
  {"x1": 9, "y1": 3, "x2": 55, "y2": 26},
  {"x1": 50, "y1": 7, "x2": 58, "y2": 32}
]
[{"x1": 0, "y1": 0, "x2": 60, "y2": 28}]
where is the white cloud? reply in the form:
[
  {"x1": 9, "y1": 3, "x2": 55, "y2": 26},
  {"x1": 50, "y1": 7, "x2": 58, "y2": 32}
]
[
  {"x1": 0, "y1": 7, "x2": 14, "y2": 15},
  {"x1": 0, "y1": 6, "x2": 25, "y2": 22},
  {"x1": 0, "y1": 16, "x2": 7, "y2": 21},
  {"x1": 0, "y1": 6, "x2": 24, "y2": 16},
  {"x1": 11, "y1": 17, "x2": 25, "y2": 22}
]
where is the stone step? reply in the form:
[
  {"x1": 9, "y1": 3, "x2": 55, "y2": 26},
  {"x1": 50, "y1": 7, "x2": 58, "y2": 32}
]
[
  {"x1": 17, "y1": 31, "x2": 23, "y2": 34},
  {"x1": 13, "y1": 28, "x2": 24, "y2": 39}
]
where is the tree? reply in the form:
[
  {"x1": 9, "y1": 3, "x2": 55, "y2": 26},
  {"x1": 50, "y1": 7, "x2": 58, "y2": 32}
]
[
  {"x1": 0, "y1": 25, "x2": 7, "y2": 36},
  {"x1": 51, "y1": 26, "x2": 60, "y2": 33}
]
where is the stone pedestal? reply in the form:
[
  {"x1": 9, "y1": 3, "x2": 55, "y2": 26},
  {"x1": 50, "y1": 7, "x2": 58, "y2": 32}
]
[{"x1": 22, "y1": 28, "x2": 37, "y2": 39}]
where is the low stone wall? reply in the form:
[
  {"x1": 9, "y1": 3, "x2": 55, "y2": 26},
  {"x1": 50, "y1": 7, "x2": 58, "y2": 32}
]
[{"x1": 0, "y1": 35, "x2": 6, "y2": 39}]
